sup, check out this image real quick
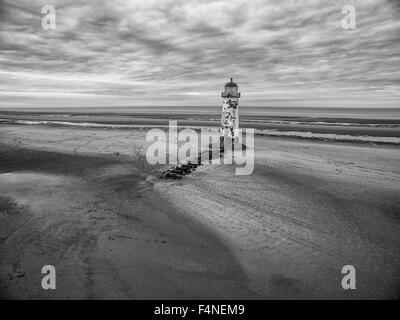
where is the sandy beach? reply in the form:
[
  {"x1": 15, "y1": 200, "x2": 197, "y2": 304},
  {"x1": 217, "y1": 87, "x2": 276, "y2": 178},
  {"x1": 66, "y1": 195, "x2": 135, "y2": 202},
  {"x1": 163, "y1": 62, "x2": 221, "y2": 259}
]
[{"x1": 0, "y1": 124, "x2": 399, "y2": 299}]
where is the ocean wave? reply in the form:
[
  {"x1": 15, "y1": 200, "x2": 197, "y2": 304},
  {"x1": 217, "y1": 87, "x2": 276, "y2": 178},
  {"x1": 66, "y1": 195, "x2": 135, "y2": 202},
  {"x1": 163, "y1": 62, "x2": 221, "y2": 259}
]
[
  {"x1": 243, "y1": 119, "x2": 400, "y2": 128},
  {"x1": 0, "y1": 118, "x2": 209, "y2": 130},
  {"x1": 255, "y1": 129, "x2": 400, "y2": 145},
  {"x1": 0, "y1": 119, "x2": 155, "y2": 129}
]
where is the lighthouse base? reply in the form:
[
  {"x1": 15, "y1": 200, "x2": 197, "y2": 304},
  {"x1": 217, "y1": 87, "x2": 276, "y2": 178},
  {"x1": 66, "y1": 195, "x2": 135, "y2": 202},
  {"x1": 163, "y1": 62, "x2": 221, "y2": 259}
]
[{"x1": 219, "y1": 135, "x2": 246, "y2": 156}]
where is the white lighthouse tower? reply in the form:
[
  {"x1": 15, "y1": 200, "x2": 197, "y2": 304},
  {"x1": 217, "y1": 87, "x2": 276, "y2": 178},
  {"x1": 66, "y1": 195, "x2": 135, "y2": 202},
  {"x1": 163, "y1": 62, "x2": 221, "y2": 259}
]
[{"x1": 220, "y1": 78, "x2": 240, "y2": 141}]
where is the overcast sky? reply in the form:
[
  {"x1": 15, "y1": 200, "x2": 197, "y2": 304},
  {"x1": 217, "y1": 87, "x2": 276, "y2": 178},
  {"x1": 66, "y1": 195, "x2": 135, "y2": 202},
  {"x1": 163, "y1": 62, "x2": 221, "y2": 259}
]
[{"x1": 0, "y1": 0, "x2": 399, "y2": 108}]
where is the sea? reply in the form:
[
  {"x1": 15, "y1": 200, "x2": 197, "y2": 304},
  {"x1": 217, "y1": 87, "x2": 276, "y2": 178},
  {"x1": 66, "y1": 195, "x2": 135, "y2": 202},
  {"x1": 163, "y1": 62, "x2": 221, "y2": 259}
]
[{"x1": 1, "y1": 107, "x2": 400, "y2": 145}]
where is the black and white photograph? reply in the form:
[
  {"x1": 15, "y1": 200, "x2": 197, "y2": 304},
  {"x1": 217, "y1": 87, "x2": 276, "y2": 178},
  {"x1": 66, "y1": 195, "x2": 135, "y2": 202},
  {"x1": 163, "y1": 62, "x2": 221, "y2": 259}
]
[{"x1": 0, "y1": 0, "x2": 399, "y2": 305}]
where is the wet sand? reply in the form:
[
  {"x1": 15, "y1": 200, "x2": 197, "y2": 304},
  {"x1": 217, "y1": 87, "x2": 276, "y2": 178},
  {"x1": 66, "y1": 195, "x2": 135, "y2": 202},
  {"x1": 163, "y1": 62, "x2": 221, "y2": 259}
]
[
  {"x1": 0, "y1": 126, "x2": 259, "y2": 299},
  {"x1": 159, "y1": 137, "x2": 400, "y2": 299},
  {"x1": 0, "y1": 124, "x2": 399, "y2": 299}
]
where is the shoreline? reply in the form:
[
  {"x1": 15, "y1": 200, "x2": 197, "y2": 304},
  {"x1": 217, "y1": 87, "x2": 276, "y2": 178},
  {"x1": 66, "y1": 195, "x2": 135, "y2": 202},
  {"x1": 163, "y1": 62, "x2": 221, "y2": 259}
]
[{"x1": 1, "y1": 121, "x2": 400, "y2": 146}]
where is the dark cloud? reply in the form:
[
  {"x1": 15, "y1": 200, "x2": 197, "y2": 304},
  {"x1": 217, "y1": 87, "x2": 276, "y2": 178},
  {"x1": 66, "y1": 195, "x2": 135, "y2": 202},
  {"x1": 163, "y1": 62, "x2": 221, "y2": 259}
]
[{"x1": 0, "y1": 0, "x2": 399, "y2": 108}]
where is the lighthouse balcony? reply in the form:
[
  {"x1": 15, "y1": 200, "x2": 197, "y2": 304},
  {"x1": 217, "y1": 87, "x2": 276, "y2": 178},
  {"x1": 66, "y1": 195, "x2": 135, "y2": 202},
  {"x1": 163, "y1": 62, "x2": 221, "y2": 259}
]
[{"x1": 221, "y1": 92, "x2": 240, "y2": 98}]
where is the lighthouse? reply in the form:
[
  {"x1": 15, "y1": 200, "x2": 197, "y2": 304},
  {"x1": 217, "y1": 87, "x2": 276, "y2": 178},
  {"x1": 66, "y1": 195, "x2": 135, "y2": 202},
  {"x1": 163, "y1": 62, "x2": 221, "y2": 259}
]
[{"x1": 220, "y1": 78, "x2": 240, "y2": 141}]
